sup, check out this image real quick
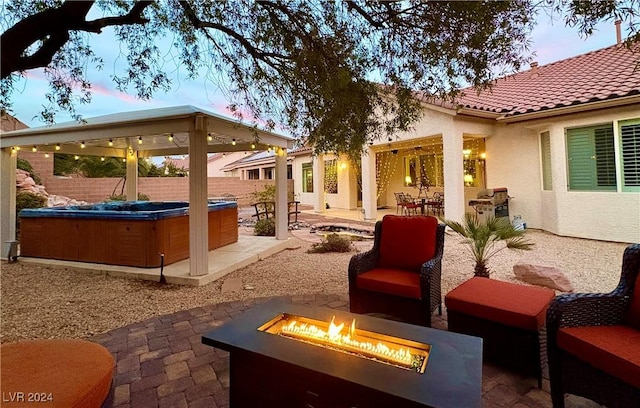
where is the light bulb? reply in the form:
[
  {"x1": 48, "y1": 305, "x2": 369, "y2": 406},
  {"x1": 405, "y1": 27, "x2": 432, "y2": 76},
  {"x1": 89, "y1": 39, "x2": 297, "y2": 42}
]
[
  {"x1": 251, "y1": 143, "x2": 256, "y2": 149},
  {"x1": 231, "y1": 139, "x2": 236, "y2": 146},
  {"x1": 44, "y1": 152, "x2": 49, "y2": 158},
  {"x1": 100, "y1": 157, "x2": 105, "y2": 161},
  {"x1": 108, "y1": 139, "x2": 113, "y2": 147},
  {"x1": 207, "y1": 133, "x2": 213, "y2": 142},
  {"x1": 138, "y1": 136, "x2": 142, "y2": 145},
  {"x1": 168, "y1": 134, "x2": 173, "y2": 142},
  {"x1": 80, "y1": 141, "x2": 86, "y2": 148},
  {"x1": 74, "y1": 155, "x2": 80, "y2": 160},
  {"x1": 55, "y1": 144, "x2": 61, "y2": 150},
  {"x1": 32, "y1": 146, "x2": 37, "y2": 152},
  {"x1": 15, "y1": 146, "x2": 20, "y2": 151}
]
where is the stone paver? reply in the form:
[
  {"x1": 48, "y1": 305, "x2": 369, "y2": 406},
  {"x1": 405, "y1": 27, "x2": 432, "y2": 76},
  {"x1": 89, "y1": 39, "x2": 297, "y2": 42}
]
[{"x1": 92, "y1": 295, "x2": 601, "y2": 408}]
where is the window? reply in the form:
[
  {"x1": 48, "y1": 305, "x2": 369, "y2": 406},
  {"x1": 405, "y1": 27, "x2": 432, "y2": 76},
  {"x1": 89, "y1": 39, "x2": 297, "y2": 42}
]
[
  {"x1": 325, "y1": 159, "x2": 338, "y2": 194},
  {"x1": 263, "y1": 167, "x2": 274, "y2": 180},
  {"x1": 620, "y1": 119, "x2": 640, "y2": 192},
  {"x1": 540, "y1": 131, "x2": 552, "y2": 190},
  {"x1": 302, "y1": 163, "x2": 313, "y2": 193},
  {"x1": 287, "y1": 164, "x2": 292, "y2": 180},
  {"x1": 566, "y1": 124, "x2": 616, "y2": 191},
  {"x1": 247, "y1": 169, "x2": 259, "y2": 180}
]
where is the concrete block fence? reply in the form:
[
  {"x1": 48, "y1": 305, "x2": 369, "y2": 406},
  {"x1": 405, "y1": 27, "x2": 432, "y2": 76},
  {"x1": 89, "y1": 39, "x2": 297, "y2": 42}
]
[{"x1": 18, "y1": 151, "x2": 291, "y2": 207}]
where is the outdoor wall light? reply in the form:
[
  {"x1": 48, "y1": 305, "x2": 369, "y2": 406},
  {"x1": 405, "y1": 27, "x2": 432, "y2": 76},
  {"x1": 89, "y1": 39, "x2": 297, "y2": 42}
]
[
  {"x1": 108, "y1": 139, "x2": 113, "y2": 147},
  {"x1": 55, "y1": 144, "x2": 61, "y2": 150},
  {"x1": 80, "y1": 141, "x2": 86, "y2": 148}
]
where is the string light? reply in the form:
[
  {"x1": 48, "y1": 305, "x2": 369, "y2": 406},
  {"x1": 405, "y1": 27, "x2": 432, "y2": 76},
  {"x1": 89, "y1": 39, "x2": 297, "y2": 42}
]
[
  {"x1": 108, "y1": 139, "x2": 113, "y2": 147},
  {"x1": 122, "y1": 158, "x2": 126, "y2": 163},
  {"x1": 14, "y1": 146, "x2": 20, "y2": 151},
  {"x1": 138, "y1": 136, "x2": 143, "y2": 145},
  {"x1": 44, "y1": 152, "x2": 49, "y2": 158},
  {"x1": 168, "y1": 134, "x2": 174, "y2": 142},
  {"x1": 10, "y1": 147, "x2": 16, "y2": 154},
  {"x1": 101, "y1": 157, "x2": 105, "y2": 161},
  {"x1": 222, "y1": 153, "x2": 226, "y2": 158},
  {"x1": 32, "y1": 146, "x2": 37, "y2": 152},
  {"x1": 207, "y1": 133, "x2": 213, "y2": 142},
  {"x1": 231, "y1": 138, "x2": 236, "y2": 145},
  {"x1": 74, "y1": 155, "x2": 80, "y2": 160},
  {"x1": 251, "y1": 143, "x2": 256, "y2": 149},
  {"x1": 80, "y1": 141, "x2": 86, "y2": 148},
  {"x1": 55, "y1": 144, "x2": 61, "y2": 150}
]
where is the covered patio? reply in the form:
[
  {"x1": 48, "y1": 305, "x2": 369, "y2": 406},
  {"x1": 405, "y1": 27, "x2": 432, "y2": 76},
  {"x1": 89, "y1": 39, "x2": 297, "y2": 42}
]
[{"x1": 0, "y1": 106, "x2": 295, "y2": 280}]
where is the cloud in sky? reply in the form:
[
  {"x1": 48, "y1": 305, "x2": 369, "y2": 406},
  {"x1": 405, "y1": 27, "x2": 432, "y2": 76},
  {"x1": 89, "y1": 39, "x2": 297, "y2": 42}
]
[{"x1": 7, "y1": 13, "x2": 626, "y2": 128}]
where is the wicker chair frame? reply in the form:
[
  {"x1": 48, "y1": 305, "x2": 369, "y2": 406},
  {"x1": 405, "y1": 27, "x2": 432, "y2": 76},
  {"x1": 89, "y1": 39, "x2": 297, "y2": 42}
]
[
  {"x1": 348, "y1": 220, "x2": 445, "y2": 327},
  {"x1": 546, "y1": 243, "x2": 640, "y2": 408}
]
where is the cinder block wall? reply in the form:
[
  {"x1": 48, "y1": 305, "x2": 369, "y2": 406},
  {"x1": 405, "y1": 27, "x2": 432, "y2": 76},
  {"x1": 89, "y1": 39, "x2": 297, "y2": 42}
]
[{"x1": 16, "y1": 152, "x2": 293, "y2": 206}]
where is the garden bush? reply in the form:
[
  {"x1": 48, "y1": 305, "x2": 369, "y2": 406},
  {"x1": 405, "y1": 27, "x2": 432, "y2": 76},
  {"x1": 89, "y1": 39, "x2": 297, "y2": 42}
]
[
  {"x1": 254, "y1": 218, "x2": 276, "y2": 236},
  {"x1": 307, "y1": 233, "x2": 353, "y2": 253},
  {"x1": 17, "y1": 158, "x2": 42, "y2": 185}
]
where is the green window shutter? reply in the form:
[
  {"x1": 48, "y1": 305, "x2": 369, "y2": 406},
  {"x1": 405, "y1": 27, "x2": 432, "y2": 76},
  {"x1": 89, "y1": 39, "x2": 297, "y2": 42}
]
[
  {"x1": 540, "y1": 131, "x2": 552, "y2": 190},
  {"x1": 566, "y1": 125, "x2": 616, "y2": 191},
  {"x1": 620, "y1": 119, "x2": 640, "y2": 192}
]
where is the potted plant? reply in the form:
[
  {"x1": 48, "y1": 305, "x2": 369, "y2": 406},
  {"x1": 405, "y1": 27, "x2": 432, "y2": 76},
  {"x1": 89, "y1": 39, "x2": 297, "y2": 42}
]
[{"x1": 441, "y1": 213, "x2": 534, "y2": 278}]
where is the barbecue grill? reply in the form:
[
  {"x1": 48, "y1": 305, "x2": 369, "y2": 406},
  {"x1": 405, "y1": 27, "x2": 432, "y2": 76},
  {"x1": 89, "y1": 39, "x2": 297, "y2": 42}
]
[{"x1": 468, "y1": 187, "x2": 509, "y2": 223}]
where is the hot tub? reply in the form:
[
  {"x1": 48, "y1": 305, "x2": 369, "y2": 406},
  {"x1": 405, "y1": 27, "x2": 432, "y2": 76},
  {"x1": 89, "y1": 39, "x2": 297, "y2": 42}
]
[{"x1": 19, "y1": 201, "x2": 238, "y2": 267}]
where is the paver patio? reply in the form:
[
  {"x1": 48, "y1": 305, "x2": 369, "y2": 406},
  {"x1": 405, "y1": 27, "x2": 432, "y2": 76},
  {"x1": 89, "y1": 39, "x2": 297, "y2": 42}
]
[{"x1": 91, "y1": 294, "x2": 603, "y2": 408}]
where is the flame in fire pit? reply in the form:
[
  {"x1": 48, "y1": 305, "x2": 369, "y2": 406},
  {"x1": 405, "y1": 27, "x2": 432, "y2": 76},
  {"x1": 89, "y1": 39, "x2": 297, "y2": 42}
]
[{"x1": 258, "y1": 314, "x2": 430, "y2": 373}]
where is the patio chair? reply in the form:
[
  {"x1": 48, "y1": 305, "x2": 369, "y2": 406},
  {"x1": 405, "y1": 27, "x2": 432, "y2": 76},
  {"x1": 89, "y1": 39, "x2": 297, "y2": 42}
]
[
  {"x1": 401, "y1": 193, "x2": 421, "y2": 215},
  {"x1": 546, "y1": 243, "x2": 640, "y2": 408},
  {"x1": 393, "y1": 192, "x2": 406, "y2": 214},
  {"x1": 348, "y1": 215, "x2": 445, "y2": 327}
]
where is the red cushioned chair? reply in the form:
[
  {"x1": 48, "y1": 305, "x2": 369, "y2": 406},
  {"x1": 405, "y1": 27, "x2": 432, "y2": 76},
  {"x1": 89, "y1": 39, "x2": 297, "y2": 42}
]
[
  {"x1": 547, "y1": 243, "x2": 640, "y2": 408},
  {"x1": 348, "y1": 215, "x2": 445, "y2": 327}
]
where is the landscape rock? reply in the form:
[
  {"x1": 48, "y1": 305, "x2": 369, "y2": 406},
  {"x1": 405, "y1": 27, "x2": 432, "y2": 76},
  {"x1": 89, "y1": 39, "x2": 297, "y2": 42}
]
[{"x1": 513, "y1": 262, "x2": 575, "y2": 292}]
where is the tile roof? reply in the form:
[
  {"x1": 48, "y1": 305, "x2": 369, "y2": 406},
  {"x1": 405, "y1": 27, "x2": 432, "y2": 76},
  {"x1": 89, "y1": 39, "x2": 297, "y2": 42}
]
[{"x1": 456, "y1": 44, "x2": 640, "y2": 118}]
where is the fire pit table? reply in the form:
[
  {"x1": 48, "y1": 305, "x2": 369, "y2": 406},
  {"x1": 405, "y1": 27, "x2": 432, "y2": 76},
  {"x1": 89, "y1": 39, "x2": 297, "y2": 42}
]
[{"x1": 202, "y1": 299, "x2": 482, "y2": 407}]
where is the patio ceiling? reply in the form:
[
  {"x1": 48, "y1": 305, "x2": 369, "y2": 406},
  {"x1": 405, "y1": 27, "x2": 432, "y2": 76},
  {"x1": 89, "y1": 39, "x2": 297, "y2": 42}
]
[{"x1": 0, "y1": 105, "x2": 294, "y2": 157}]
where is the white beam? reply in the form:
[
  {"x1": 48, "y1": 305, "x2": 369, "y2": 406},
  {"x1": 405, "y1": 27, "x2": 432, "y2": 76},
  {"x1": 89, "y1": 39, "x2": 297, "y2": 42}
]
[
  {"x1": 0, "y1": 148, "x2": 17, "y2": 259},
  {"x1": 361, "y1": 148, "x2": 377, "y2": 221},
  {"x1": 275, "y1": 148, "x2": 288, "y2": 240},
  {"x1": 313, "y1": 154, "x2": 325, "y2": 213},
  {"x1": 125, "y1": 150, "x2": 138, "y2": 200},
  {"x1": 188, "y1": 115, "x2": 209, "y2": 277},
  {"x1": 443, "y1": 129, "x2": 465, "y2": 221}
]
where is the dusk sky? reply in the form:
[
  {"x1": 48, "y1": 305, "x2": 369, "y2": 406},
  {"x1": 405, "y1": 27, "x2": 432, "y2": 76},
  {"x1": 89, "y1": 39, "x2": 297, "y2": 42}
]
[{"x1": 7, "y1": 15, "x2": 628, "y2": 129}]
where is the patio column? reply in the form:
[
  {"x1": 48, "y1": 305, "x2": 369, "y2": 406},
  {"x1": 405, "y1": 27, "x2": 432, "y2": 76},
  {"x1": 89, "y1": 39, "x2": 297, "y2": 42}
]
[
  {"x1": 0, "y1": 147, "x2": 17, "y2": 259},
  {"x1": 361, "y1": 148, "x2": 377, "y2": 221},
  {"x1": 188, "y1": 115, "x2": 209, "y2": 276},
  {"x1": 125, "y1": 148, "x2": 138, "y2": 200},
  {"x1": 313, "y1": 154, "x2": 325, "y2": 213},
  {"x1": 274, "y1": 148, "x2": 288, "y2": 240},
  {"x1": 442, "y1": 130, "x2": 465, "y2": 221}
]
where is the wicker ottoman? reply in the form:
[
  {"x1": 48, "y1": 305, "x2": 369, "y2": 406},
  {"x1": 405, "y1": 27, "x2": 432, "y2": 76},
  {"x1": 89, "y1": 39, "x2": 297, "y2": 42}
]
[
  {"x1": 445, "y1": 277, "x2": 556, "y2": 387},
  {"x1": 0, "y1": 339, "x2": 115, "y2": 408}
]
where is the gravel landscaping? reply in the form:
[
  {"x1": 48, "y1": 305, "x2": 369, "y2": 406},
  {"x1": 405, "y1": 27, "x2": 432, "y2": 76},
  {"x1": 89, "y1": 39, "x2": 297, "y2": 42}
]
[{"x1": 1, "y1": 226, "x2": 630, "y2": 344}]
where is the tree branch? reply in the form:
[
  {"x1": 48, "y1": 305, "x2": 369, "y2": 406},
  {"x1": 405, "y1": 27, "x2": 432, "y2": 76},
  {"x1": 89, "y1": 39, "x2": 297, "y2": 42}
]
[{"x1": 1, "y1": 1, "x2": 152, "y2": 79}]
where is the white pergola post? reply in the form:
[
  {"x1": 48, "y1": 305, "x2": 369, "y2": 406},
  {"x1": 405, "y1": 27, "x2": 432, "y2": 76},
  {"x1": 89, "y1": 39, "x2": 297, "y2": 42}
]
[
  {"x1": 442, "y1": 131, "x2": 465, "y2": 221},
  {"x1": 125, "y1": 148, "x2": 138, "y2": 200},
  {"x1": 274, "y1": 148, "x2": 288, "y2": 240},
  {"x1": 188, "y1": 115, "x2": 209, "y2": 276},
  {"x1": 313, "y1": 154, "x2": 325, "y2": 213},
  {"x1": 361, "y1": 148, "x2": 377, "y2": 221},
  {"x1": 1, "y1": 148, "x2": 17, "y2": 259}
]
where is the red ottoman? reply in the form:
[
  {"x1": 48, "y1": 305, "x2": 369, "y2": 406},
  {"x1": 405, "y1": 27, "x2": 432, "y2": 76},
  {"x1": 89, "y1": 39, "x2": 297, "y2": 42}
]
[
  {"x1": 0, "y1": 339, "x2": 115, "y2": 408},
  {"x1": 445, "y1": 277, "x2": 556, "y2": 386}
]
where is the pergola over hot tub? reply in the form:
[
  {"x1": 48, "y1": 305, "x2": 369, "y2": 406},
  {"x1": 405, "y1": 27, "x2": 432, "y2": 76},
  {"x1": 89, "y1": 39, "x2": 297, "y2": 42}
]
[{"x1": 0, "y1": 105, "x2": 294, "y2": 277}]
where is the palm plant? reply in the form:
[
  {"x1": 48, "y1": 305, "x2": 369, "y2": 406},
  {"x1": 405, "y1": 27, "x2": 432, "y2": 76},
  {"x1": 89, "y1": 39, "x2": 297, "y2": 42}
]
[{"x1": 441, "y1": 213, "x2": 534, "y2": 278}]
